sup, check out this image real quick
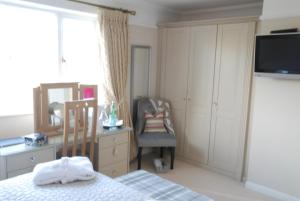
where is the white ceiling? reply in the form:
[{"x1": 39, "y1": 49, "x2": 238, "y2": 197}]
[{"x1": 145, "y1": 0, "x2": 263, "y2": 12}]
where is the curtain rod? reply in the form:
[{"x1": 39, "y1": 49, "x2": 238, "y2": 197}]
[{"x1": 67, "y1": 0, "x2": 136, "y2": 15}]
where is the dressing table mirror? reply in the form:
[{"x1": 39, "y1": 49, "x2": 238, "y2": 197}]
[
  {"x1": 48, "y1": 87, "x2": 73, "y2": 127},
  {"x1": 34, "y1": 82, "x2": 97, "y2": 136}
]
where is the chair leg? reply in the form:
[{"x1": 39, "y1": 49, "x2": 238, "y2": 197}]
[
  {"x1": 160, "y1": 147, "x2": 164, "y2": 158},
  {"x1": 170, "y1": 147, "x2": 175, "y2": 169},
  {"x1": 137, "y1": 147, "x2": 143, "y2": 170}
]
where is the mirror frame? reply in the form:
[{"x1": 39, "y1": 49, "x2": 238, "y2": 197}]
[
  {"x1": 130, "y1": 45, "x2": 151, "y2": 116},
  {"x1": 40, "y1": 83, "x2": 79, "y2": 136},
  {"x1": 34, "y1": 82, "x2": 98, "y2": 136}
]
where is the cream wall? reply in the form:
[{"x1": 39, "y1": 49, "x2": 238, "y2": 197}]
[
  {"x1": 0, "y1": 115, "x2": 33, "y2": 138},
  {"x1": 261, "y1": 0, "x2": 300, "y2": 20},
  {"x1": 246, "y1": 16, "x2": 300, "y2": 200}
]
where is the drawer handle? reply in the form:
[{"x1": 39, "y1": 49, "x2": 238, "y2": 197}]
[
  {"x1": 30, "y1": 156, "x2": 36, "y2": 162},
  {"x1": 113, "y1": 147, "x2": 118, "y2": 156},
  {"x1": 113, "y1": 137, "x2": 117, "y2": 143}
]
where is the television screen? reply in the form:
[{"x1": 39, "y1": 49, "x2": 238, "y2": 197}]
[{"x1": 255, "y1": 33, "x2": 300, "y2": 75}]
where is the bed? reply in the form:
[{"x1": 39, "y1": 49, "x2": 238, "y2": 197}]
[
  {"x1": 0, "y1": 170, "x2": 213, "y2": 201},
  {"x1": 0, "y1": 172, "x2": 147, "y2": 201}
]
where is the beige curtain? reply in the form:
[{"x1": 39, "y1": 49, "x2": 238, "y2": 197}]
[{"x1": 98, "y1": 9, "x2": 136, "y2": 160}]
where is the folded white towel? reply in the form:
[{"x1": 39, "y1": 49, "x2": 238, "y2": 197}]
[{"x1": 33, "y1": 156, "x2": 95, "y2": 185}]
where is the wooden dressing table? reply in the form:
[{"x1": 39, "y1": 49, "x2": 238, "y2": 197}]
[{"x1": 1, "y1": 82, "x2": 131, "y2": 181}]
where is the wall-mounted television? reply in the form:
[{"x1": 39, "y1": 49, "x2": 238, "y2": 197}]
[{"x1": 255, "y1": 33, "x2": 300, "y2": 78}]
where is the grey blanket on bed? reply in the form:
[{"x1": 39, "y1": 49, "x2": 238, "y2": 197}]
[{"x1": 116, "y1": 170, "x2": 214, "y2": 201}]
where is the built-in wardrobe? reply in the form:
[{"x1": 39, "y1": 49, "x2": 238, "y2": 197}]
[{"x1": 158, "y1": 18, "x2": 256, "y2": 180}]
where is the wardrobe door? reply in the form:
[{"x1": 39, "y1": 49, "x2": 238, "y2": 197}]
[
  {"x1": 209, "y1": 22, "x2": 255, "y2": 179},
  {"x1": 160, "y1": 27, "x2": 190, "y2": 156},
  {"x1": 184, "y1": 25, "x2": 217, "y2": 164}
]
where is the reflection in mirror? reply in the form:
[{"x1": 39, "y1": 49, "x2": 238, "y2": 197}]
[
  {"x1": 130, "y1": 45, "x2": 150, "y2": 118},
  {"x1": 48, "y1": 88, "x2": 73, "y2": 127},
  {"x1": 83, "y1": 87, "x2": 94, "y2": 99}
]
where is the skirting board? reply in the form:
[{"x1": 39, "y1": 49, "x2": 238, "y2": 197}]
[{"x1": 245, "y1": 181, "x2": 300, "y2": 201}]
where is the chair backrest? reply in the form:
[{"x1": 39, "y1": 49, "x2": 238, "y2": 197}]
[
  {"x1": 135, "y1": 97, "x2": 175, "y2": 136},
  {"x1": 62, "y1": 99, "x2": 98, "y2": 163}
]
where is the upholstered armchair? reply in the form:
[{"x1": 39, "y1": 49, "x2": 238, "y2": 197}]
[{"x1": 134, "y1": 98, "x2": 176, "y2": 170}]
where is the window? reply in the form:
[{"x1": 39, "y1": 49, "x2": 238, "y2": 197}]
[
  {"x1": 61, "y1": 18, "x2": 100, "y2": 83},
  {"x1": 0, "y1": 2, "x2": 101, "y2": 116}
]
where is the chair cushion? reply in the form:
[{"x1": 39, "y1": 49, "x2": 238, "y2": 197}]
[
  {"x1": 144, "y1": 112, "x2": 167, "y2": 133},
  {"x1": 137, "y1": 132, "x2": 176, "y2": 147}
]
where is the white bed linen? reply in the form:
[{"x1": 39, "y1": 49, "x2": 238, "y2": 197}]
[{"x1": 0, "y1": 172, "x2": 148, "y2": 201}]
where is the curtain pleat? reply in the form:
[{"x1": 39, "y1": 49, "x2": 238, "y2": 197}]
[{"x1": 98, "y1": 9, "x2": 136, "y2": 160}]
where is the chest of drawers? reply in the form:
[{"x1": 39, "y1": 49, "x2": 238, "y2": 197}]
[
  {"x1": 98, "y1": 130, "x2": 130, "y2": 178},
  {"x1": 0, "y1": 144, "x2": 56, "y2": 180}
]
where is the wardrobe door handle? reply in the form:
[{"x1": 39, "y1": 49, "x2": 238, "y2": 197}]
[{"x1": 113, "y1": 147, "x2": 118, "y2": 156}]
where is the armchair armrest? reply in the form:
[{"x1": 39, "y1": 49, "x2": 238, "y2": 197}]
[{"x1": 135, "y1": 118, "x2": 145, "y2": 136}]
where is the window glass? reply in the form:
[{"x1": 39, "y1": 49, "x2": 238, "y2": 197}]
[
  {"x1": 61, "y1": 17, "x2": 101, "y2": 86},
  {"x1": 0, "y1": 4, "x2": 58, "y2": 116},
  {"x1": 0, "y1": 3, "x2": 101, "y2": 116}
]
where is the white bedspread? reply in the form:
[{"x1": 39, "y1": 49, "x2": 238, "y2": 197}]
[{"x1": 0, "y1": 172, "x2": 148, "y2": 201}]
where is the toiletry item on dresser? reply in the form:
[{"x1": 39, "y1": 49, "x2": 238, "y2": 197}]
[{"x1": 24, "y1": 133, "x2": 47, "y2": 146}]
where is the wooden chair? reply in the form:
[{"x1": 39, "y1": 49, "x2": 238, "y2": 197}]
[{"x1": 62, "y1": 99, "x2": 98, "y2": 164}]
